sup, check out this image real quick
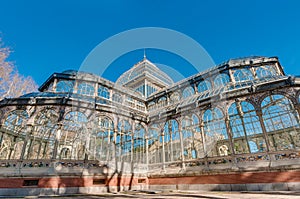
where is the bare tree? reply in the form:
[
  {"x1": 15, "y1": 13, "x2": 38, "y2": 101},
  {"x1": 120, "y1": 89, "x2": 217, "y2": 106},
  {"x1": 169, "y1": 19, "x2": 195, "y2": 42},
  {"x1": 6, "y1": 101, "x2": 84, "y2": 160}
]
[{"x1": 0, "y1": 39, "x2": 38, "y2": 100}]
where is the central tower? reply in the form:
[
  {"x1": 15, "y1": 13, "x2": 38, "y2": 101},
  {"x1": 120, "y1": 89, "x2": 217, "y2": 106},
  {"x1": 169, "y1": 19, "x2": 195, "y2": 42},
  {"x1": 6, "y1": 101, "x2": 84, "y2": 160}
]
[{"x1": 115, "y1": 57, "x2": 174, "y2": 97}]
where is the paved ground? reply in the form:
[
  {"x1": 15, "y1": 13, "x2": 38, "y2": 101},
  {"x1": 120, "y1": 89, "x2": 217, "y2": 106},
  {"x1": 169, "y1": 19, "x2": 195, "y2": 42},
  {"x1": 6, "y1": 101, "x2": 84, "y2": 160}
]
[{"x1": 3, "y1": 190, "x2": 299, "y2": 199}]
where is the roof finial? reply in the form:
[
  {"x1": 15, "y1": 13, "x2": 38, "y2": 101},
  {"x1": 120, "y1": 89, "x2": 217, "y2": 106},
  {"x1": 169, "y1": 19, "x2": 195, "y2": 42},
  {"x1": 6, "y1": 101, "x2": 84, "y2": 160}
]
[{"x1": 143, "y1": 48, "x2": 146, "y2": 60}]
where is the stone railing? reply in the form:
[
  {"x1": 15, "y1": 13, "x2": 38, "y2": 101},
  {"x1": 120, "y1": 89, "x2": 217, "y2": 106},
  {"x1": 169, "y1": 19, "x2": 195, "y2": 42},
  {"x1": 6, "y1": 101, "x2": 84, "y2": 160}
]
[
  {"x1": 0, "y1": 159, "x2": 52, "y2": 168},
  {"x1": 0, "y1": 150, "x2": 299, "y2": 176},
  {"x1": 147, "y1": 149, "x2": 300, "y2": 173},
  {"x1": 0, "y1": 159, "x2": 103, "y2": 177},
  {"x1": 273, "y1": 150, "x2": 300, "y2": 160}
]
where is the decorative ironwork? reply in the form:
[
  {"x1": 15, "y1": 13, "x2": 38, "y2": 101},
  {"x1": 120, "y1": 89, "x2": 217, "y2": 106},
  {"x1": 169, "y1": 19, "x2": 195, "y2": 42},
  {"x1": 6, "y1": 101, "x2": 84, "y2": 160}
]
[{"x1": 0, "y1": 56, "x2": 299, "y2": 175}]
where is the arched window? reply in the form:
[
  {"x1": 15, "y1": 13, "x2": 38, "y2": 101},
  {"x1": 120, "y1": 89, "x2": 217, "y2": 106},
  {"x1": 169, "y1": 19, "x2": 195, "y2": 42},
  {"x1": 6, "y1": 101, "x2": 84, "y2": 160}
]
[
  {"x1": 182, "y1": 86, "x2": 194, "y2": 98},
  {"x1": 77, "y1": 82, "x2": 95, "y2": 96},
  {"x1": 1, "y1": 110, "x2": 28, "y2": 159},
  {"x1": 60, "y1": 111, "x2": 88, "y2": 160},
  {"x1": 182, "y1": 116, "x2": 200, "y2": 160},
  {"x1": 112, "y1": 93, "x2": 123, "y2": 103},
  {"x1": 89, "y1": 116, "x2": 114, "y2": 161},
  {"x1": 3, "y1": 110, "x2": 28, "y2": 134},
  {"x1": 233, "y1": 68, "x2": 254, "y2": 82},
  {"x1": 133, "y1": 123, "x2": 146, "y2": 163},
  {"x1": 98, "y1": 85, "x2": 110, "y2": 99},
  {"x1": 117, "y1": 120, "x2": 131, "y2": 162},
  {"x1": 157, "y1": 97, "x2": 167, "y2": 108},
  {"x1": 34, "y1": 109, "x2": 59, "y2": 137},
  {"x1": 192, "y1": 114, "x2": 204, "y2": 158},
  {"x1": 56, "y1": 80, "x2": 74, "y2": 93},
  {"x1": 31, "y1": 109, "x2": 59, "y2": 159},
  {"x1": 261, "y1": 94, "x2": 300, "y2": 150},
  {"x1": 256, "y1": 65, "x2": 277, "y2": 78},
  {"x1": 148, "y1": 124, "x2": 161, "y2": 164},
  {"x1": 203, "y1": 107, "x2": 229, "y2": 157},
  {"x1": 169, "y1": 92, "x2": 180, "y2": 104},
  {"x1": 182, "y1": 117, "x2": 192, "y2": 150},
  {"x1": 214, "y1": 73, "x2": 230, "y2": 88},
  {"x1": 228, "y1": 101, "x2": 265, "y2": 154},
  {"x1": 63, "y1": 111, "x2": 87, "y2": 130},
  {"x1": 198, "y1": 80, "x2": 211, "y2": 93},
  {"x1": 163, "y1": 120, "x2": 180, "y2": 162}
]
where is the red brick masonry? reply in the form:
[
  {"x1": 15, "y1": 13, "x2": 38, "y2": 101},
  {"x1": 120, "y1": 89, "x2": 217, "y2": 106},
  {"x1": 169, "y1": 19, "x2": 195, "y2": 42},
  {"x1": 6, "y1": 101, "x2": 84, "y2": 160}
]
[
  {"x1": 0, "y1": 177, "x2": 89, "y2": 188},
  {"x1": 0, "y1": 176, "x2": 146, "y2": 188},
  {"x1": 149, "y1": 171, "x2": 300, "y2": 185},
  {"x1": 0, "y1": 171, "x2": 299, "y2": 188}
]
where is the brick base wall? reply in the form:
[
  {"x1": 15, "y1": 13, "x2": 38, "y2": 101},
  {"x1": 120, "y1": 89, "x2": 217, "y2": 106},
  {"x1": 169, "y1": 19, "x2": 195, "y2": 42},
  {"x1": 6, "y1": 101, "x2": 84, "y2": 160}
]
[
  {"x1": 0, "y1": 170, "x2": 299, "y2": 196},
  {"x1": 148, "y1": 171, "x2": 300, "y2": 185},
  {"x1": 148, "y1": 170, "x2": 300, "y2": 191},
  {"x1": 0, "y1": 175, "x2": 148, "y2": 188}
]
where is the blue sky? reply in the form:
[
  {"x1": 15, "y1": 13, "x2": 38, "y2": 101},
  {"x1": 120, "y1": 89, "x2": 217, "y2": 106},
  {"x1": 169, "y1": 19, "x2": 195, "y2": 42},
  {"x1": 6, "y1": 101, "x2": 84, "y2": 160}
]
[{"x1": 1, "y1": 0, "x2": 300, "y2": 86}]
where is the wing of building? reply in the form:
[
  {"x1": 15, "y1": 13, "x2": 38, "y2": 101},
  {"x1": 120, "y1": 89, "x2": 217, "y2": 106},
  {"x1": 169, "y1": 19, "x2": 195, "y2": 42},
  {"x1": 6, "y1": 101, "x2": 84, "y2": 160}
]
[{"x1": 0, "y1": 56, "x2": 299, "y2": 195}]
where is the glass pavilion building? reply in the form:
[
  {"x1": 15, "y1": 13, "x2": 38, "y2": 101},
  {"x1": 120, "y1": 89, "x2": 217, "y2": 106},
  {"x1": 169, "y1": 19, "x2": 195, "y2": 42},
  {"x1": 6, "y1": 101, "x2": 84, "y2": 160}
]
[{"x1": 0, "y1": 56, "x2": 299, "y2": 195}]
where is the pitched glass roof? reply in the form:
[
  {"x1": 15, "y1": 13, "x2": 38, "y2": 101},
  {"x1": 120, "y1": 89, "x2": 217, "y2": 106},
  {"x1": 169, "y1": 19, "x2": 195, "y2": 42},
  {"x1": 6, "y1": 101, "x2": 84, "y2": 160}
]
[
  {"x1": 178, "y1": 75, "x2": 289, "y2": 108},
  {"x1": 115, "y1": 58, "x2": 174, "y2": 87}
]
